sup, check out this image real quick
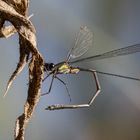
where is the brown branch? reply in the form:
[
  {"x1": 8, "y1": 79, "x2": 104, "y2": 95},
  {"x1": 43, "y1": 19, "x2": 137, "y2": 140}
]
[
  {"x1": 0, "y1": 0, "x2": 44, "y2": 139},
  {"x1": 15, "y1": 54, "x2": 43, "y2": 140}
]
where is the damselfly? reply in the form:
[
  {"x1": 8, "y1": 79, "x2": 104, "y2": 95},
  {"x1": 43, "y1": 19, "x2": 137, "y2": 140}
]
[{"x1": 43, "y1": 26, "x2": 140, "y2": 110}]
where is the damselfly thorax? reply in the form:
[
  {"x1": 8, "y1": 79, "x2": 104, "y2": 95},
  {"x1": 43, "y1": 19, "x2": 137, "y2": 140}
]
[{"x1": 45, "y1": 62, "x2": 80, "y2": 74}]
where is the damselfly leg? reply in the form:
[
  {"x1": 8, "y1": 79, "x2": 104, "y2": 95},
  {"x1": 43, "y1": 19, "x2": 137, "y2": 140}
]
[
  {"x1": 42, "y1": 70, "x2": 71, "y2": 102},
  {"x1": 45, "y1": 68, "x2": 101, "y2": 110},
  {"x1": 42, "y1": 74, "x2": 55, "y2": 96},
  {"x1": 55, "y1": 76, "x2": 71, "y2": 102}
]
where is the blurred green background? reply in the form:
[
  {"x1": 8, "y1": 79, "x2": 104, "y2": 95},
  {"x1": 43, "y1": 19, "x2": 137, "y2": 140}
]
[{"x1": 1, "y1": 0, "x2": 140, "y2": 140}]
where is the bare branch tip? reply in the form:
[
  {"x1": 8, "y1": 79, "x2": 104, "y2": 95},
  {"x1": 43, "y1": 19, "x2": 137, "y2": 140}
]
[{"x1": 28, "y1": 13, "x2": 34, "y2": 19}]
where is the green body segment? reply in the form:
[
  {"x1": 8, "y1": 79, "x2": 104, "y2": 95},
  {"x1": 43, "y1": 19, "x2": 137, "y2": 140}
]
[{"x1": 57, "y1": 63, "x2": 80, "y2": 74}]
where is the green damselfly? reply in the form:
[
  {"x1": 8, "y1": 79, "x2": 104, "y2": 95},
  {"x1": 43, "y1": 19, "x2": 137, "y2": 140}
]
[{"x1": 43, "y1": 26, "x2": 140, "y2": 110}]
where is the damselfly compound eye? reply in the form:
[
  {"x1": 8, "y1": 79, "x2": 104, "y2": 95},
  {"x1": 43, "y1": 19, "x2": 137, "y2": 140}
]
[{"x1": 44, "y1": 63, "x2": 54, "y2": 71}]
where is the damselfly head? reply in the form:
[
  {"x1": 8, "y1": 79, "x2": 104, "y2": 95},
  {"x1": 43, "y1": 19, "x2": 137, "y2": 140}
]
[{"x1": 44, "y1": 63, "x2": 54, "y2": 71}]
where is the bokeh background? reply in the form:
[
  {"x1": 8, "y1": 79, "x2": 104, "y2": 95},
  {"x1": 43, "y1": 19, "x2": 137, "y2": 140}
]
[{"x1": 1, "y1": 0, "x2": 140, "y2": 140}]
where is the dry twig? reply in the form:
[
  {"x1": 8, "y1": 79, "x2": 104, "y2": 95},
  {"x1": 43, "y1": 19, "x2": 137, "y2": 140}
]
[{"x1": 0, "y1": 0, "x2": 44, "y2": 139}]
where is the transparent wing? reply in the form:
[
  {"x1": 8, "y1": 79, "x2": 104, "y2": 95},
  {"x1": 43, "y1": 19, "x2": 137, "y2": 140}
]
[
  {"x1": 70, "y1": 43, "x2": 140, "y2": 64},
  {"x1": 67, "y1": 26, "x2": 93, "y2": 62}
]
